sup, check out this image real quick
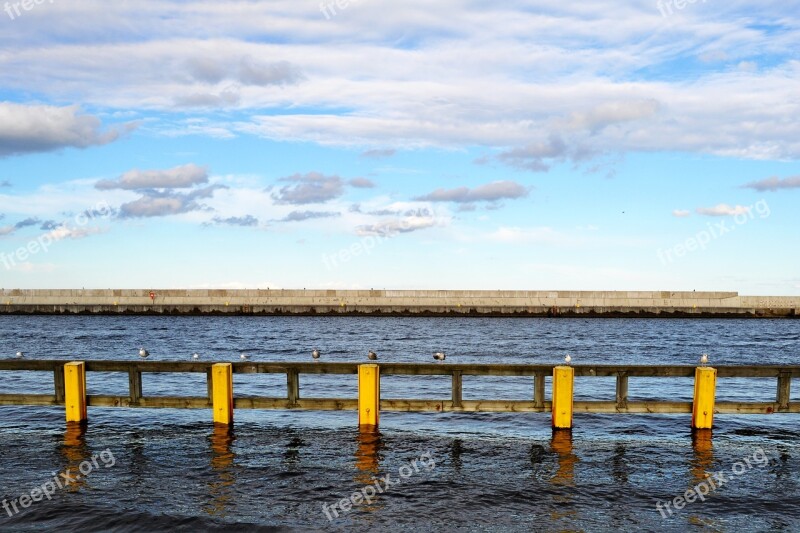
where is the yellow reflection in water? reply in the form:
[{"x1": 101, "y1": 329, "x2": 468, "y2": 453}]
[
  {"x1": 691, "y1": 429, "x2": 714, "y2": 486},
  {"x1": 550, "y1": 429, "x2": 578, "y2": 523},
  {"x1": 204, "y1": 426, "x2": 236, "y2": 517},
  {"x1": 60, "y1": 422, "x2": 89, "y2": 492},
  {"x1": 550, "y1": 429, "x2": 578, "y2": 487},
  {"x1": 353, "y1": 427, "x2": 385, "y2": 515}
]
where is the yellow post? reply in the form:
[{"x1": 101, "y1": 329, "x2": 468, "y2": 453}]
[
  {"x1": 692, "y1": 367, "x2": 717, "y2": 430},
  {"x1": 212, "y1": 363, "x2": 233, "y2": 426},
  {"x1": 552, "y1": 366, "x2": 574, "y2": 429},
  {"x1": 64, "y1": 362, "x2": 87, "y2": 423},
  {"x1": 358, "y1": 364, "x2": 380, "y2": 428}
]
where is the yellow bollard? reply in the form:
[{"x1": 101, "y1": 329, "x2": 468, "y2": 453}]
[
  {"x1": 212, "y1": 363, "x2": 233, "y2": 426},
  {"x1": 692, "y1": 367, "x2": 717, "y2": 430},
  {"x1": 358, "y1": 364, "x2": 380, "y2": 428},
  {"x1": 64, "y1": 362, "x2": 87, "y2": 423},
  {"x1": 552, "y1": 366, "x2": 574, "y2": 429}
]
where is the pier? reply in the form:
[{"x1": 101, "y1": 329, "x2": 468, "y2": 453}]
[
  {"x1": 1, "y1": 360, "x2": 796, "y2": 431},
  {"x1": 0, "y1": 289, "x2": 798, "y2": 317}
]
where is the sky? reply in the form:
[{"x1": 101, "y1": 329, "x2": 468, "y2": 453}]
[{"x1": 0, "y1": 1, "x2": 798, "y2": 293}]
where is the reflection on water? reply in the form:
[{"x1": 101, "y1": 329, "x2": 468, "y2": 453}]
[
  {"x1": 354, "y1": 428, "x2": 385, "y2": 515},
  {"x1": 612, "y1": 442, "x2": 629, "y2": 485},
  {"x1": 284, "y1": 433, "x2": 305, "y2": 468},
  {"x1": 60, "y1": 422, "x2": 89, "y2": 492},
  {"x1": 451, "y1": 439, "x2": 464, "y2": 471},
  {"x1": 550, "y1": 429, "x2": 578, "y2": 526},
  {"x1": 354, "y1": 428, "x2": 383, "y2": 482},
  {"x1": 551, "y1": 429, "x2": 577, "y2": 487},
  {"x1": 205, "y1": 426, "x2": 235, "y2": 517},
  {"x1": 691, "y1": 429, "x2": 714, "y2": 486}
]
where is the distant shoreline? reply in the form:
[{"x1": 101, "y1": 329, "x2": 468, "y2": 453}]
[{"x1": 1, "y1": 289, "x2": 797, "y2": 318}]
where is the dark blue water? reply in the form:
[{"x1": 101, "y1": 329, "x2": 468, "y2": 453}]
[{"x1": 1, "y1": 316, "x2": 799, "y2": 531}]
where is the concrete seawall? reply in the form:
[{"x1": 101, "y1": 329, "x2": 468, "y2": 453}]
[{"x1": 0, "y1": 290, "x2": 798, "y2": 317}]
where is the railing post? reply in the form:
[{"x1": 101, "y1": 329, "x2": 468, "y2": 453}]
[
  {"x1": 616, "y1": 372, "x2": 629, "y2": 409},
  {"x1": 358, "y1": 364, "x2": 380, "y2": 428},
  {"x1": 53, "y1": 365, "x2": 65, "y2": 403},
  {"x1": 211, "y1": 363, "x2": 233, "y2": 426},
  {"x1": 552, "y1": 366, "x2": 574, "y2": 429},
  {"x1": 534, "y1": 373, "x2": 545, "y2": 409},
  {"x1": 777, "y1": 372, "x2": 792, "y2": 412},
  {"x1": 64, "y1": 362, "x2": 87, "y2": 423},
  {"x1": 451, "y1": 370, "x2": 462, "y2": 408},
  {"x1": 206, "y1": 368, "x2": 214, "y2": 401},
  {"x1": 287, "y1": 368, "x2": 299, "y2": 407},
  {"x1": 128, "y1": 367, "x2": 142, "y2": 405},
  {"x1": 692, "y1": 367, "x2": 717, "y2": 430}
]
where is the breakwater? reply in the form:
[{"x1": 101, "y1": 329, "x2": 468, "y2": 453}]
[{"x1": 0, "y1": 289, "x2": 798, "y2": 317}]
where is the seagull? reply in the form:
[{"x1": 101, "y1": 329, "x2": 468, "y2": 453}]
[
  {"x1": 564, "y1": 354, "x2": 572, "y2": 365},
  {"x1": 192, "y1": 353, "x2": 200, "y2": 360},
  {"x1": 15, "y1": 351, "x2": 24, "y2": 358},
  {"x1": 433, "y1": 352, "x2": 446, "y2": 361},
  {"x1": 240, "y1": 353, "x2": 250, "y2": 361},
  {"x1": 367, "y1": 351, "x2": 378, "y2": 361},
  {"x1": 700, "y1": 353, "x2": 709, "y2": 366},
  {"x1": 312, "y1": 348, "x2": 320, "y2": 360},
  {"x1": 138, "y1": 348, "x2": 149, "y2": 359}
]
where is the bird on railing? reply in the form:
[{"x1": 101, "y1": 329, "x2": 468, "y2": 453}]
[
  {"x1": 312, "y1": 348, "x2": 320, "y2": 360},
  {"x1": 192, "y1": 353, "x2": 200, "y2": 360},
  {"x1": 138, "y1": 348, "x2": 149, "y2": 359},
  {"x1": 564, "y1": 354, "x2": 572, "y2": 365},
  {"x1": 240, "y1": 353, "x2": 250, "y2": 361},
  {"x1": 15, "y1": 351, "x2": 24, "y2": 359},
  {"x1": 433, "y1": 352, "x2": 446, "y2": 361},
  {"x1": 700, "y1": 353, "x2": 709, "y2": 366},
  {"x1": 368, "y1": 350, "x2": 378, "y2": 361}
]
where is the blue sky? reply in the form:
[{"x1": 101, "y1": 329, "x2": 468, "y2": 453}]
[{"x1": 0, "y1": 1, "x2": 798, "y2": 293}]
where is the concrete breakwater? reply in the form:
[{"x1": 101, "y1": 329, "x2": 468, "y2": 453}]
[{"x1": 0, "y1": 289, "x2": 798, "y2": 317}]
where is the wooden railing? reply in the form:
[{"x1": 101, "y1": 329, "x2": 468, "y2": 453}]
[{"x1": 0, "y1": 360, "x2": 796, "y2": 415}]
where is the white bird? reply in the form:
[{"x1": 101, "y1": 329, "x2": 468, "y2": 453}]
[
  {"x1": 564, "y1": 354, "x2": 572, "y2": 365},
  {"x1": 368, "y1": 351, "x2": 378, "y2": 361},
  {"x1": 138, "y1": 348, "x2": 149, "y2": 359},
  {"x1": 15, "y1": 351, "x2": 24, "y2": 358},
  {"x1": 433, "y1": 352, "x2": 446, "y2": 361},
  {"x1": 312, "y1": 348, "x2": 320, "y2": 360},
  {"x1": 700, "y1": 353, "x2": 709, "y2": 366},
  {"x1": 240, "y1": 353, "x2": 250, "y2": 361},
  {"x1": 192, "y1": 353, "x2": 200, "y2": 360}
]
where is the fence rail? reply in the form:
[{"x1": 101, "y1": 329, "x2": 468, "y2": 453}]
[{"x1": 0, "y1": 361, "x2": 797, "y2": 419}]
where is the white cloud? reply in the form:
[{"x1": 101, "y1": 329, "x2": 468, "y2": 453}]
[
  {"x1": 0, "y1": 3, "x2": 798, "y2": 163},
  {"x1": 695, "y1": 204, "x2": 751, "y2": 216},
  {"x1": 414, "y1": 180, "x2": 530, "y2": 204},
  {"x1": 486, "y1": 226, "x2": 567, "y2": 245},
  {"x1": 96, "y1": 164, "x2": 208, "y2": 190},
  {"x1": 0, "y1": 103, "x2": 134, "y2": 158},
  {"x1": 742, "y1": 176, "x2": 800, "y2": 192},
  {"x1": 45, "y1": 226, "x2": 105, "y2": 241},
  {"x1": 672, "y1": 209, "x2": 691, "y2": 218}
]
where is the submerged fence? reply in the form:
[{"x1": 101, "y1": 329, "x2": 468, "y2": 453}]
[{"x1": 0, "y1": 360, "x2": 797, "y2": 431}]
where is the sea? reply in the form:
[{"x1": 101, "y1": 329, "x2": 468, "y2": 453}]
[{"x1": 1, "y1": 315, "x2": 799, "y2": 532}]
